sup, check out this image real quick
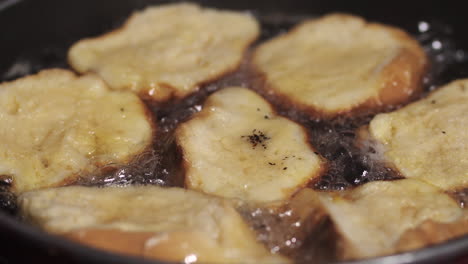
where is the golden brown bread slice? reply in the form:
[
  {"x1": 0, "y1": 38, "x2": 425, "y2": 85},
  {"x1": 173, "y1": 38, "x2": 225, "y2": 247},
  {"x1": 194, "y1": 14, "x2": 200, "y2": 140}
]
[
  {"x1": 19, "y1": 186, "x2": 288, "y2": 264},
  {"x1": 364, "y1": 79, "x2": 468, "y2": 191},
  {"x1": 68, "y1": 3, "x2": 259, "y2": 101},
  {"x1": 395, "y1": 217, "x2": 468, "y2": 253},
  {"x1": 289, "y1": 179, "x2": 464, "y2": 260},
  {"x1": 176, "y1": 87, "x2": 325, "y2": 203},
  {"x1": 0, "y1": 69, "x2": 153, "y2": 193},
  {"x1": 252, "y1": 14, "x2": 427, "y2": 118}
]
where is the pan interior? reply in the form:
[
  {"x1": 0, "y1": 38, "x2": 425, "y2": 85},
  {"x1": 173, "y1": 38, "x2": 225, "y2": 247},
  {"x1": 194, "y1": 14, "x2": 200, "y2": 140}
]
[{"x1": 0, "y1": 1, "x2": 467, "y2": 264}]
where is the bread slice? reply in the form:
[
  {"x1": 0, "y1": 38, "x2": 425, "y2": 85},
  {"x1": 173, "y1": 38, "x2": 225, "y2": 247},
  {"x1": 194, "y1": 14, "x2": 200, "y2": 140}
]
[
  {"x1": 176, "y1": 87, "x2": 325, "y2": 202},
  {"x1": 68, "y1": 3, "x2": 259, "y2": 101},
  {"x1": 290, "y1": 179, "x2": 464, "y2": 260},
  {"x1": 252, "y1": 14, "x2": 427, "y2": 118},
  {"x1": 364, "y1": 79, "x2": 468, "y2": 191},
  {"x1": 19, "y1": 186, "x2": 288, "y2": 264},
  {"x1": 0, "y1": 69, "x2": 153, "y2": 193},
  {"x1": 395, "y1": 217, "x2": 468, "y2": 253}
]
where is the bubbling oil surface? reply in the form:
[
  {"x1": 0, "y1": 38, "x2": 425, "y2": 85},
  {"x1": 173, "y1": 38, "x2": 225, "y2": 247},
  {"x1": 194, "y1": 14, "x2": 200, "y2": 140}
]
[{"x1": 0, "y1": 13, "x2": 467, "y2": 263}]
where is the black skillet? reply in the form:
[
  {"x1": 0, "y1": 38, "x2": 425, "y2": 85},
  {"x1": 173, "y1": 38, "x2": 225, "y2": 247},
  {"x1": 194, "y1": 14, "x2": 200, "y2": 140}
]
[{"x1": 1, "y1": 0, "x2": 468, "y2": 263}]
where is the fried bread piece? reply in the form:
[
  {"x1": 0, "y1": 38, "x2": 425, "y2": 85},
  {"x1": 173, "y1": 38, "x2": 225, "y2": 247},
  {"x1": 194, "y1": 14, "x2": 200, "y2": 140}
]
[
  {"x1": 252, "y1": 14, "x2": 427, "y2": 117},
  {"x1": 19, "y1": 186, "x2": 288, "y2": 264},
  {"x1": 395, "y1": 216, "x2": 468, "y2": 252},
  {"x1": 0, "y1": 69, "x2": 153, "y2": 193},
  {"x1": 176, "y1": 87, "x2": 325, "y2": 202},
  {"x1": 68, "y1": 3, "x2": 259, "y2": 101},
  {"x1": 289, "y1": 179, "x2": 464, "y2": 260},
  {"x1": 365, "y1": 79, "x2": 468, "y2": 191}
]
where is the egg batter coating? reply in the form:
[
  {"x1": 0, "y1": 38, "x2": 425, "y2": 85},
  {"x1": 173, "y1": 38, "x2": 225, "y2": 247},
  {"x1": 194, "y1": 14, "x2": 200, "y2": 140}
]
[
  {"x1": 0, "y1": 69, "x2": 153, "y2": 193},
  {"x1": 19, "y1": 186, "x2": 288, "y2": 264},
  {"x1": 290, "y1": 179, "x2": 464, "y2": 260},
  {"x1": 366, "y1": 79, "x2": 468, "y2": 191},
  {"x1": 69, "y1": 3, "x2": 259, "y2": 101},
  {"x1": 176, "y1": 87, "x2": 325, "y2": 203},
  {"x1": 252, "y1": 14, "x2": 427, "y2": 118}
]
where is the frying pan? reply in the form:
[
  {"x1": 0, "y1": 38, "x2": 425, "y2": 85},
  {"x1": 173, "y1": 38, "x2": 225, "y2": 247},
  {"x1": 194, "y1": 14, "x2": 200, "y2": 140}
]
[{"x1": 0, "y1": 0, "x2": 467, "y2": 263}]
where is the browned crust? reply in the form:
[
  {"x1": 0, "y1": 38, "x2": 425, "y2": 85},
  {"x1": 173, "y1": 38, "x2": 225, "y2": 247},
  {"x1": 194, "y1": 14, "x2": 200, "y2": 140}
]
[
  {"x1": 372, "y1": 28, "x2": 428, "y2": 107},
  {"x1": 65, "y1": 228, "x2": 269, "y2": 262},
  {"x1": 395, "y1": 218, "x2": 468, "y2": 253},
  {"x1": 175, "y1": 88, "x2": 327, "y2": 201},
  {"x1": 251, "y1": 13, "x2": 428, "y2": 120},
  {"x1": 68, "y1": 6, "x2": 259, "y2": 102},
  {"x1": 64, "y1": 228, "x2": 154, "y2": 257}
]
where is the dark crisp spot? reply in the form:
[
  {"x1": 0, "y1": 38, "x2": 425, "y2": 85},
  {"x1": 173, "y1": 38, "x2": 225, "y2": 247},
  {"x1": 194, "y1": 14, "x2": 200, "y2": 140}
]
[
  {"x1": 283, "y1": 167, "x2": 288, "y2": 170},
  {"x1": 268, "y1": 162, "x2": 276, "y2": 166},
  {"x1": 314, "y1": 152, "x2": 319, "y2": 155},
  {"x1": 120, "y1": 107, "x2": 125, "y2": 112},
  {"x1": 41, "y1": 159, "x2": 49, "y2": 168},
  {"x1": 241, "y1": 129, "x2": 271, "y2": 149},
  {"x1": 431, "y1": 100, "x2": 436, "y2": 104},
  {"x1": 264, "y1": 115, "x2": 270, "y2": 119},
  {"x1": 442, "y1": 131, "x2": 446, "y2": 134}
]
